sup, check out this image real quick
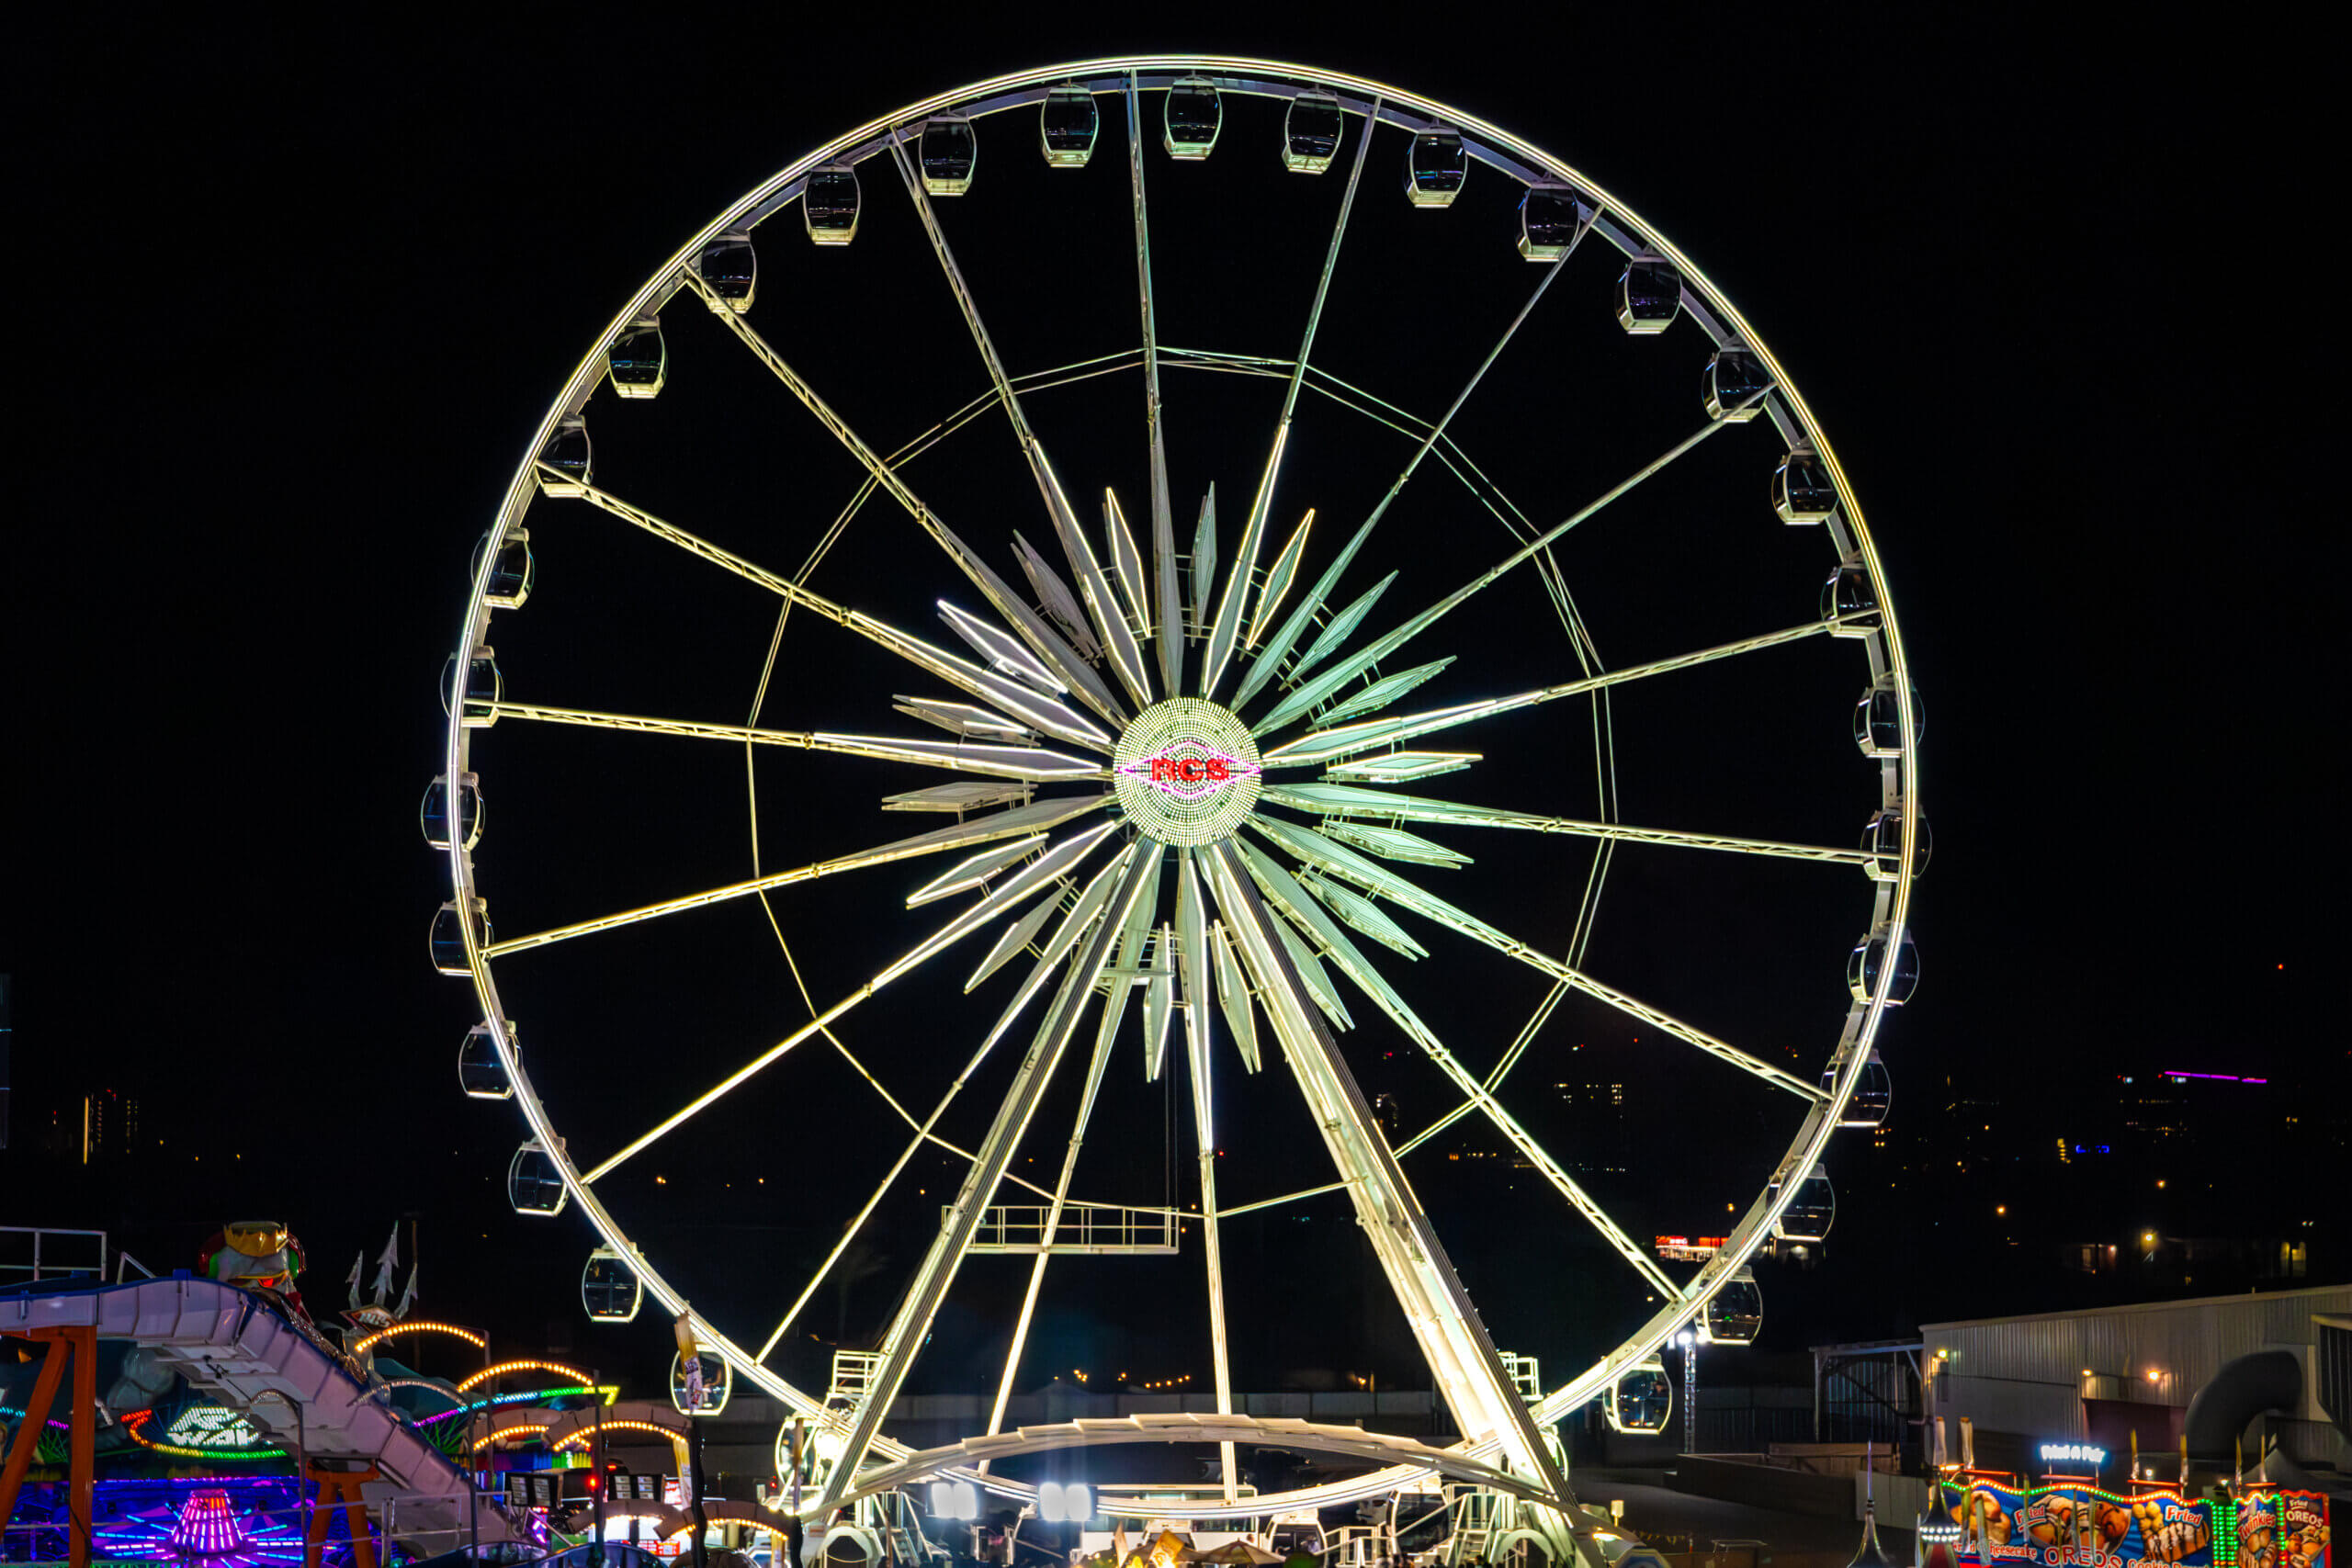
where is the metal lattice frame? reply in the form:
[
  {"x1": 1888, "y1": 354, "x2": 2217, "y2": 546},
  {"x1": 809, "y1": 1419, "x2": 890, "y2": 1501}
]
[{"x1": 437, "y1": 54, "x2": 1922, "y2": 1532}]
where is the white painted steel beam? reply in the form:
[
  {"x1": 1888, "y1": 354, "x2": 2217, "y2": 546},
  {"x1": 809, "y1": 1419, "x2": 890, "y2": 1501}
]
[
  {"x1": 683, "y1": 269, "x2": 1125, "y2": 728},
  {"x1": 815, "y1": 851, "x2": 1159, "y2": 1512},
  {"x1": 488, "y1": 794, "x2": 1108, "y2": 957},
  {"x1": 1196, "y1": 844, "x2": 1574, "y2": 1515},
  {"x1": 1261, "y1": 619, "x2": 1837, "y2": 767},
  {"x1": 492, "y1": 703, "x2": 1103, "y2": 782}
]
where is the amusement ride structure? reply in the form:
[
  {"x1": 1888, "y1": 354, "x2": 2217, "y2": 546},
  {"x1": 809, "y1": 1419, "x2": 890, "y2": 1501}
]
[{"x1": 426, "y1": 55, "x2": 1926, "y2": 1567}]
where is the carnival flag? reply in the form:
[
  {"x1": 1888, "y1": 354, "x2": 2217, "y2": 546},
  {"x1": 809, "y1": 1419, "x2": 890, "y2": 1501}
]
[{"x1": 345, "y1": 1252, "x2": 364, "y2": 1310}]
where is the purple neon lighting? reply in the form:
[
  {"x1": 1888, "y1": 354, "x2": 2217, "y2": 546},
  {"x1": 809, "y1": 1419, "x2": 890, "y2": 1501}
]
[
  {"x1": 2162, "y1": 1071, "x2": 2267, "y2": 1083},
  {"x1": 167, "y1": 1491, "x2": 254, "y2": 1558}
]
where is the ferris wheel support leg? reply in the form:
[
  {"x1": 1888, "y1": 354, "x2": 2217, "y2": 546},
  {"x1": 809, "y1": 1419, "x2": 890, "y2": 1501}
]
[
  {"x1": 814, "y1": 850, "x2": 1158, "y2": 1515},
  {"x1": 980, "y1": 959, "x2": 1133, "y2": 1467},
  {"x1": 1197, "y1": 845, "x2": 1577, "y2": 1520},
  {"x1": 1177, "y1": 884, "x2": 1241, "y2": 1503}
]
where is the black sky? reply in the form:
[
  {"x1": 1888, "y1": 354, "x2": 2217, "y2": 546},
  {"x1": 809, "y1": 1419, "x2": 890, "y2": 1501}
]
[{"x1": 9, "y1": 7, "x2": 2331, "y2": 1396}]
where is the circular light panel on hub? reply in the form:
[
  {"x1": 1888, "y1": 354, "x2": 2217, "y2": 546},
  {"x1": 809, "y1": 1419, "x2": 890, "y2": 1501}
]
[{"x1": 1113, "y1": 698, "x2": 1262, "y2": 847}]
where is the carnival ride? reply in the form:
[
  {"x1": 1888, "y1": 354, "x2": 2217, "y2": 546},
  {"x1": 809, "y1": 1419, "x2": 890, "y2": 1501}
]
[
  {"x1": 428, "y1": 55, "x2": 1925, "y2": 1568},
  {"x1": 0, "y1": 1253, "x2": 691, "y2": 1568}
]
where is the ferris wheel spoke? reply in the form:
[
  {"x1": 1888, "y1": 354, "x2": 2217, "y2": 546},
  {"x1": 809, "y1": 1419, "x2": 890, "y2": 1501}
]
[
  {"x1": 1259, "y1": 617, "x2": 1837, "y2": 768},
  {"x1": 1250, "y1": 399, "x2": 1769, "y2": 734},
  {"x1": 1250, "y1": 818, "x2": 1826, "y2": 1103},
  {"x1": 483, "y1": 794, "x2": 1110, "y2": 959},
  {"x1": 818, "y1": 849, "x2": 1160, "y2": 1510},
  {"x1": 684, "y1": 269, "x2": 1126, "y2": 729},
  {"x1": 1227, "y1": 843, "x2": 1679, "y2": 1299},
  {"x1": 755, "y1": 874, "x2": 1122, "y2": 1370},
  {"x1": 580, "y1": 820, "x2": 1121, "y2": 1188},
  {"x1": 1199, "y1": 94, "x2": 1379, "y2": 705},
  {"x1": 1262, "y1": 783, "x2": 1872, "y2": 869},
  {"x1": 1125, "y1": 73, "x2": 1182, "y2": 697},
  {"x1": 982, "y1": 861, "x2": 1153, "y2": 1458},
  {"x1": 1196, "y1": 842, "x2": 1574, "y2": 1496},
  {"x1": 1232, "y1": 254, "x2": 1573, "y2": 710},
  {"x1": 557, "y1": 478, "x2": 1109, "y2": 750},
  {"x1": 885, "y1": 136, "x2": 1153, "y2": 713},
  {"x1": 490, "y1": 701, "x2": 1103, "y2": 781}
]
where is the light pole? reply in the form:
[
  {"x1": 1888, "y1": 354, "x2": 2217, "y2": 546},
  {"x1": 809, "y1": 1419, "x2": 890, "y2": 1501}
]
[{"x1": 1674, "y1": 1330, "x2": 1698, "y2": 1457}]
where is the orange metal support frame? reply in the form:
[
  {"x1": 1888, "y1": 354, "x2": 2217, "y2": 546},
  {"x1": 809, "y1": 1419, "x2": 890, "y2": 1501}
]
[
  {"x1": 0, "y1": 1325, "x2": 99, "y2": 1568},
  {"x1": 305, "y1": 1462, "x2": 381, "y2": 1568}
]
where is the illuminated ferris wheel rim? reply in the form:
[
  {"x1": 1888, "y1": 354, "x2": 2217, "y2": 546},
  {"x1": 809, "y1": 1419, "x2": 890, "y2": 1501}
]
[{"x1": 438, "y1": 54, "x2": 1922, "y2": 1521}]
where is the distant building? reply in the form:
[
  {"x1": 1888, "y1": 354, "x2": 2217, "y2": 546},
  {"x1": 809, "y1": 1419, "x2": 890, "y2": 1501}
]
[
  {"x1": 82, "y1": 1088, "x2": 140, "y2": 1163},
  {"x1": 1921, "y1": 1283, "x2": 2352, "y2": 1481}
]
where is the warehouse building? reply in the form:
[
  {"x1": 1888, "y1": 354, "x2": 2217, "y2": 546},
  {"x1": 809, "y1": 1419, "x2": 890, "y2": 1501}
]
[{"x1": 1921, "y1": 1282, "x2": 2351, "y2": 1485}]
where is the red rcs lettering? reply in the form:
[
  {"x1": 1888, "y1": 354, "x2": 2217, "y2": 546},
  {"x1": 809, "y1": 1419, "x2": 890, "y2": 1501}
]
[{"x1": 1148, "y1": 756, "x2": 1230, "y2": 784}]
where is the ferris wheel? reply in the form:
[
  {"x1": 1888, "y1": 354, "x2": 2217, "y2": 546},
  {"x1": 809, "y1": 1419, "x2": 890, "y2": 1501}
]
[{"x1": 427, "y1": 56, "x2": 1924, "y2": 1537}]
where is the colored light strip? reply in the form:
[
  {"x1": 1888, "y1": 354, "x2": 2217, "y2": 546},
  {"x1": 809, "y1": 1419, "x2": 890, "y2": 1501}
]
[
  {"x1": 2161, "y1": 1071, "x2": 2268, "y2": 1084},
  {"x1": 550, "y1": 1419, "x2": 687, "y2": 1450},
  {"x1": 458, "y1": 1359, "x2": 595, "y2": 1393},
  {"x1": 348, "y1": 1318, "x2": 489, "y2": 1354},
  {"x1": 411, "y1": 1384, "x2": 599, "y2": 1428}
]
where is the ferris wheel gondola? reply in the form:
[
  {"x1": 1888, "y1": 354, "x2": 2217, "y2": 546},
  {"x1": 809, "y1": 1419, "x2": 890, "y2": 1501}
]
[{"x1": 1603, "y1": 1360, "x2": 1674, "y2": 1436}]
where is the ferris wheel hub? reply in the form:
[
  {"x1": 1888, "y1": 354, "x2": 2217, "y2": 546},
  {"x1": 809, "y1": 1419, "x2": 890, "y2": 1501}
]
[{"x1": 1111, "y1": 697, "x2": 1262, "y2": 846}]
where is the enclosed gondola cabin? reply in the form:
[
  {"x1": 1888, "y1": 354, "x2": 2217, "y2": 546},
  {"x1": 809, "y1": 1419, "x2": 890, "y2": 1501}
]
[
  {"x1": 1406, "y1": 130, "x2": 1467, "y2": 207},
  {"x1": 1519, "y1": 187, "x2": 1586, "y2": 260},
  {"x1": 1821, "y1": 562, "x2": 1879, "y2": 635},
  {"x1": 1164, "y1": 77, "x2": 1222, "y2": 159},
  {"x1": 1826, "y1": 1050, "x2": 1893, "y2": 1128},
  {"x1": 458, "y1": 1021, "x2": 513, "y2": 1100},
  {"x1": 1852, "y1": 679, "x2": 1924, "y2": 758},
  {"x1": 419, "y1": 773, "x2": 481, "y2": 852},
  {"x1": 1848, "y1": 926, "x2": 1920, "y2": 1007},
  {"x1": 1774, "y1": 451, "x2": 1837, "y2": 524},
  {"x1": 1861, "y1": 808, "x2": 1929, "y2": 883},
  {"x1": 605, "y1": 318, "x2": 666, "y2": 399},
  {"x1": 920, "y1": 116, "x2": 977, "y2": 195},
  {"x1": 473, "y1": 529, "x2": 533, "y2": 610},
  {"x1": 697, "y1": 231, "x2": 756, "y2": 313},
  {"x1": 1774, "y1": 1167, "x2": 1837, "y2": 1242},
  {"x1": 1040, "y1": 85, "x2": 1098, "y2": 166},
  {"x1": 442, "y1": 648, "x2": 501, "y2": 727},
  {"x1": 1702, "y1": 1268, "x2": 1763, "y2": 1346},
  {"x1": 509, "y1": 1141, "x2": 567, "y2": 1216},
  {"x1": 1604, "y1": 1360, "x2": 1674, "y2": 1434},
  {"x1": 429, "y1": 898, "x2": 490, "y2": 976},
  {"x1": 805, "y1": 167, "x2": 861, "y2": 244},
  {"x1": 537, "y1": 417, "x2": 592, "y2": 496},
  {"x1": 1283, "y1": 93, "x2": 1344, "y2": 172},
  {"x1": 582, "y1": 1248, "x2": 642, "y2": 1322},
  {"x1": 1618, "y1": 262, "x2": 1681, "y2": 333},
  {"x1": 1704, "y1": 348, "x2": 1769, "y2": 422}
]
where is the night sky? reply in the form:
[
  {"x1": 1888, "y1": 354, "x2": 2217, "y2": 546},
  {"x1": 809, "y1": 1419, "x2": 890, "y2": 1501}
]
[{"x1": 10, "y1": 10, "x2": 2331, "y2": 1407}]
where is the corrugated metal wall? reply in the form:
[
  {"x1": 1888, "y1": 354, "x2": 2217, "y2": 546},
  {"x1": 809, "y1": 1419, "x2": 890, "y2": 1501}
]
[{"x1": 1923, "y1": 1285, "x2": 2352, "y2": 1464}]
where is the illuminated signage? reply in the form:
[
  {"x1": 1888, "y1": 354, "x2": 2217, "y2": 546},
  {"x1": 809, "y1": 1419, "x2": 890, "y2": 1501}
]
[
  {"x1": 2038, "y1": 1441, "x2": 2108, "y2": 1468},
  {"x1": 1119, "y1": 750, "x2": 1258, "y2": 794},
  {"x1": 1655, "y1": 1235, "x2": 1728, "y2": 1261},
  {"x1": 164, "y1": 1405, "x2": 266, "y2": 1450}
]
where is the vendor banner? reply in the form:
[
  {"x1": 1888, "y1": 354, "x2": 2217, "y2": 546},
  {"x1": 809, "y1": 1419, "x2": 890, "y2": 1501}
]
[{"x1": 1934, "y1": 1481, "x2": 2331, "y2": 1568}]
